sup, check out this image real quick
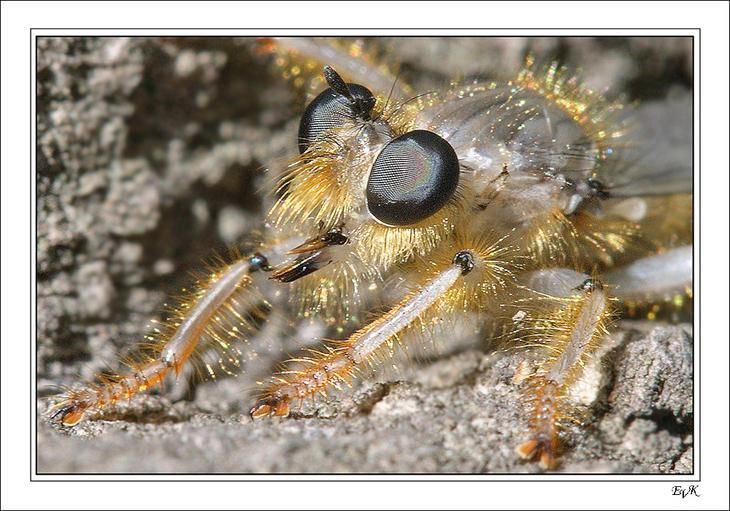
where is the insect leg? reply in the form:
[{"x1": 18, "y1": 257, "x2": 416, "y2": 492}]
[
  {"x1": 515, "y1": 275, "x2": 614, "y2": 470},
  {"x1": 263, "y1": 37, "x2": 411, "y2": 99},
  {"x1": 48, "y1": 237, "x2": 304, "y2": 427},
  {"x1": 249, "y1": 251, "x2": 477, "y2": 418},
  {"x1": 604, "y1": 245, "x2": 692, "y2": 303}
]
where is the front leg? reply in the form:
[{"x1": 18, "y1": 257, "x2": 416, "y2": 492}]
[
  {"x1": 47, "y1": 235, "x2": 305, "y2": 426},
  {"x1": 249, "y1": 250, "x2": 481, "y2": 418}
]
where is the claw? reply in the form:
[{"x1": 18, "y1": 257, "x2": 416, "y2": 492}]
[
  {"x1": 249, "y1": 396, "x2": 290, "y2": 420},
  {"x1": 515, "y1": 437, "x2": 559, "y2": 470},
  {"x1": 48, "y1": 401, "x2": 87, "y2": 427}
]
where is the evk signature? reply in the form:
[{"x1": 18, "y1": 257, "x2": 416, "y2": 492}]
[{"x1": 671, "y1": 485, "x2": 701, "y2": 498}]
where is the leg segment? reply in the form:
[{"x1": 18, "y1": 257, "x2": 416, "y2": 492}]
[
  {"x1": 49, "y1": 258, "x2": 261, "y2": 426},
  {"x1": 249, "y1": 251, "x2": 476, "y2": 418},
  {"x1": 605, "y1": 245, "x2": 692, "y2": 301},
  {"x1": 48, "y1": 236, "x2": 305, "y2": 426},
  {"x1": 514, "y1": 275, "x2": 613, "y2": 469},
  {"x1": 605, "y1": 245, "x2": 693, "y2": 319},
  {"x1": 262, "y1": 37, "x2": 412, "y2": 100}
]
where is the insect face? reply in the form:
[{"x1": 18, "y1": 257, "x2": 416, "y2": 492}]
[
  {"x1": 274, "y1": 67, "x2": 469, "y2": 283},
  {"x1": 297, "y1": 67, "x2": 460, "y2": 229}
]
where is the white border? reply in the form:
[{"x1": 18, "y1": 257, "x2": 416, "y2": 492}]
[
  {"x1": 25, "y1": 29, "x2": 703, "y2": 483},
  {"x1": 3, "y1": 2, "x2": 728, "y2": 510}
]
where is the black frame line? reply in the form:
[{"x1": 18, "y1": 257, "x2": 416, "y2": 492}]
[{"x1": 30, "y1": 29, "x2": 700, "y2": 483}]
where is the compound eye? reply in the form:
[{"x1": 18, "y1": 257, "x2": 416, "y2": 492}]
[
  {"x1": 366, "y1": 130, "x2": 460, "y2": 226},
  {"x1": 298, "y1": 82, "x2": 376, "y2": 153}
]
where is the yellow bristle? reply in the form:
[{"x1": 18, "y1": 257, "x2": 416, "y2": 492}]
[
  {"x1": 570, "y1": 210, "x2": 644, "y2": 269},
  {"x1": 515, "y1": 57, "x2": 626, "y2": 160},
  {"x1": 522, "y1": 208, "x2": 582, "y2": 270},
  {"x1": 290, "y1": 253, "x2": 372, "y2": 325},
  {"x1": 418, "y1": 229, "x2": 520, "y2": 317},
  {"x1": 268, "y1": 137, "x2": 356, "y2": 231}
]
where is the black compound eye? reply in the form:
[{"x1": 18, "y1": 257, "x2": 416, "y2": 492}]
[
  {"x1": 366, "y1": 130, "x2": 460, "y2": 226},
  {"x1": 298, "y1": 82, "x2": 376, "y2": 154}
]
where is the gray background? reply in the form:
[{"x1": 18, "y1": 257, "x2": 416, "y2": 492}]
[{"x1": 36, "y1": 37, "x2": 693, "y2": 474}]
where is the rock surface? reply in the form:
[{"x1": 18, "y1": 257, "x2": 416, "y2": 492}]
[{"x1": 36, "y1": 37, "x2": 693, "y2": 474}]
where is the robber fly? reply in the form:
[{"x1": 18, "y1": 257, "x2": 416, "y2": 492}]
[{"x1": 47, "y1": 38, "x2": 692, "y2": 470}]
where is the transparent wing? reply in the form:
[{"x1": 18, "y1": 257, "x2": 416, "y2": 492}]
[{"x1": 601, "y1": 91, "x2": 692, "y2": 197}]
